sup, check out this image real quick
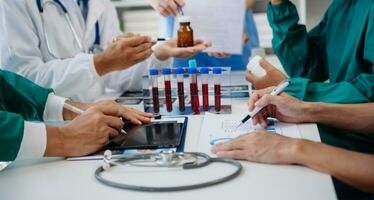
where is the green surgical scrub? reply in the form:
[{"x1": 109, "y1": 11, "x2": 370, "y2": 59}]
[
  {"x1": 267, "y1": 1, "x2": 374, "y2": 198},
  {"x1": 0, "y1": 69, "x2": 52, "y2": 161}
]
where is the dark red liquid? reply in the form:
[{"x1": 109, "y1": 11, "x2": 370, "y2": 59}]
[
  {"x1": 214, "y1": 84, "x2": 221, "y2": 112},
  {"x1": 152, "y1": 87, "x2": 160, "y2": 113},
  {"x1": 164, "y1": 80, "x2": 173, "y2": 112},
  {"x1": 177, "y1": 82, "x2": 185, "y2": 112},
  {"x1": 202, "y1": 84, "x2": 209, "y2": 111},
  {"x1": 190, "y1": 82, "x2": 200, "y2": 114}
]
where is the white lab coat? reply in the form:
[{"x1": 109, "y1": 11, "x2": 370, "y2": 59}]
[{"x1": 0, "y1": 0, "x2": 169, "y2": 103}]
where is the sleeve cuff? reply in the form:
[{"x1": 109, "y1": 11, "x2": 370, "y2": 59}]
[
  {"x1": 285, "y1": 77, "x2": 310, "y2": 100},
  {"x1": 15, "y1": 122, "x2": 47, "y2": 161},
  {"x1": 43, "y1": 93, "x2": 67, "y2": 121}
]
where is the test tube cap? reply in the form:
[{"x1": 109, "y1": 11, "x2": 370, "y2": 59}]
[
  {"x1": 200, "y1": 67, "x2": 209, "y2": 74},
  {"x1": 149, "y1": 69, "x2": 159, "y2": 75},
  {"x1": 188, "y1": 68, "x2": 198, "y2": 74},
  {"x1": 188, "y1": 59, "x2": 197, "y2": 69},
  {"x1": 213, "y1": 67, "x2": 222, "y2": 74},
  {"x1": 162, "y1": 68, "x2": 172, "y2": 75},
  {"x1": 175, "y1": 67, "x2": 185, "y2": 75}
]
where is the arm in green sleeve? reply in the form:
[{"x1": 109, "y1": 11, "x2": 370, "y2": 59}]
[
  {"x1": 267, "y1": 0, "x2": 329, "y2": 81},
  {"x1": 0, "y1": 69, "x2": 53, "y2": 121},
  {"x1": 286, "y1": 78, "x2": 371, "y2": 104},
  {"x1": 0, "y1": 111, "x2": 24, "y2": 161}
]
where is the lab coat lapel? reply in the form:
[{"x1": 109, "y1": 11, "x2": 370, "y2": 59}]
[{"x1": 85, "y1": 0, "x2": 104, "y2": 42}]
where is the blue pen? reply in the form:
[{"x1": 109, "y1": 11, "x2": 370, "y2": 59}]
[{"x1": 236, "y1": 79, "x2": 290, "y2": 129}]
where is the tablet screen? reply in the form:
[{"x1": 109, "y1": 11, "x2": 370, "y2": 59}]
[{"x1": 105, "y1": 122, "x2": 184, "y2": 150}]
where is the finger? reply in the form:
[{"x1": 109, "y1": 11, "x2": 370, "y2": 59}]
[
  {"x1": 106, "y1": 127, "x2": 120, "y2": 138},
  {"x1": 123, "y1": 36, "x2": 152, "y2": 47},
  {"x1": 122, "y1": 114, "x2": 143, "y2": 125},
  {"x1": 167, "y1": 0, "x2": 179, "y2": 16},
  {"x1": 89, "y1": 105, "x2": 122, "y2": 117},
  {"x1": 133, "y1": 49, "x2": 153, "y2": 62},
  {"x1": 175, "y1": 0, "x2": 185, "y2": 6},
  {"x1": 131, "y1": 42, "x2": 153, "y2": 53},
  {"x1": 258, "y1": 113, "x2": 268, "y2": 127},
  {"x1": 215, "y1": 150, "x2": 247, "y2": 160},
  {"x1": 245, "y1": 70, "x2": 256, "y2": 83},
  {"x1": 255, "y1": 94, "x2": 281, "y2": 108},
  {"x1": 248, "y1": 92, "x2": 262, "y2": 112},
  {"x1": 259, "y1": 59, "x2": 277, "y2": 73},
  {"x1": 160, "y1": 1, "x2": 177, "y2": 16},
  {"x1": 105, "y1": 116, "x2": 124, "y2": 131}
]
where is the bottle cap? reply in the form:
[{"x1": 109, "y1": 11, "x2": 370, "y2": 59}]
[
  {"x1": 188, "y1": 68, "x2": 197, "y2": 74},
  {"x1": 149, "y1": 69, "x2": 159, "y2": 76},
  {"x1": 200, "y1": 67, "x2": 209, "y2": 74},
  {"x1": 175, "y1": 67, "x2": 185, "y2": 75},
  {"x1": 188, "y1": 59, "x2": 197, "y2": 68},
  {"x1": 162, "y1": 68, "x2": 172, "y2": 75},
  {"x1": 212, "y1": 67, "x2": 222, "y2": 74},
  {"x1": 178, "y1": 16, "x2": 191, "y2": 23}
]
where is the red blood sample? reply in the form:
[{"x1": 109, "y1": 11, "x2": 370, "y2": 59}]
[
  {"x1": 178, "y1": 82, "x2": 185, "y2": 112},
  {"x1": 152, "y1": 87, "x2": 160, "y2": 113},
  {"x1": 164, "y1": 80, "x2": 173, "y2": 112},
  {"x1": 202, "y1": 84, "x2": 209, "y2": 111},
  {"x1": 190, "y1": 82, "x2": 200, "y2": 114},
  {"x1": 214, "y1": 84, "x2": 221, "y2": 112}
]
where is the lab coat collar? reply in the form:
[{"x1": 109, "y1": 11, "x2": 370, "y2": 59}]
[{"x1": 85, "y1": 0, "x2": 105, "y2": 38}]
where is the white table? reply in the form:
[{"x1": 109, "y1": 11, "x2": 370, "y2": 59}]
[{"x1": 0, "y1": 97, "x2": 337, "y2": 200}]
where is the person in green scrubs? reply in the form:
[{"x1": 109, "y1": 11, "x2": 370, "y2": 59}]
[
  {"x1": 212, "y1": 87, "x2": 374, "y2": 198},
  {"x1": 0, "y1": 69, "x2": 152, "y2": 161},
  {"x1": 247, "y1": 0, "x2": 374, "y2": 104},
  {"x1": 244, "y1": 0, "x2": 374, "y2": 198}
]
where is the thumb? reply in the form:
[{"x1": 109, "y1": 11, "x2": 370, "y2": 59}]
[{"x1": 259, "y1": 59, "x2": 277, "y2": 72}]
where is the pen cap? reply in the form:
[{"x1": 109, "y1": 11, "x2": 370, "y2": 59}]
[
  {"x1": 175, "y1": 67, "x2": 185, "y2": 75},
  {"x1": 212, "y1": 67, "x2": 222, "y2": 74},
  {"x1": 162, "y1": 68, "x2": 172, "y2": 75},
  {"x1": 189, "y1": 59, "x2": 197, "y2": 69},
  {"x1": 247, "y1": 55, "x2": 267, "y2": 77},
  {"x1": 149, "y1": 69, "x2": 159, "y2": 76}
]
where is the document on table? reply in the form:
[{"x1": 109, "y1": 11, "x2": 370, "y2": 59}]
[
  {"x1": 181, "y1": 0, "x2": 246, "y2": 54},
  {"x1": 197, "y1": 113, "x2": 302, "y2": 154}
]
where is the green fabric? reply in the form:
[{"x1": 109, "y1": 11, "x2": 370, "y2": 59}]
[
  {"x1": 267, "y1": 0, "x2": 374, "y2": 104},
  {"x1": 267, "y1": 1, "x2": 374, "y2": 198},
  {"x1": 0, "y1": 69, "x2": 52, "y2": 161}
]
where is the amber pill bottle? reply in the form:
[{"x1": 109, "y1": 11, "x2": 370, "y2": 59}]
[{"x1": 177, "y1": 16, "x2": 194, "y2": 47}]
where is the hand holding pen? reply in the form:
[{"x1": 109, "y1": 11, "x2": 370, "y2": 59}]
[{"x1": 150, "y1": 0, "x2": 185, "y2": 17}]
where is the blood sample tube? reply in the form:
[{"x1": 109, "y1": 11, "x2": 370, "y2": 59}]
[
  {"x1": 213, "y1": 67, "x2": 222, "y2": 113},
  {"x1": 175, "y1": 67, "x2": 185, "y2": 112},
  {"x1": 149, "y1": 69, "x2": 160, "y2": 115},
  {"x1": 200, "y1": 67, "x2": 209, "y2": 111},
  {"x1": 188, "y1": 67, "x2": 200, "y2": 114},
  {"x1": 162, "y1": 68, "x2": 173, "y2": 112}
]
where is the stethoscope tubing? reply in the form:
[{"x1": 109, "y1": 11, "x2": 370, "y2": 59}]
[{"x1": 95, "y1": 152, "x2": 242, "y2": 192}]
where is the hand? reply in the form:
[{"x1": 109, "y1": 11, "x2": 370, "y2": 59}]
[
  {"x1": 248, "y1": 87, "x2": 312, "y2": 127},
  {"x1": 246, "y1": 59, "x2": 287, "y2": 89},
  {"x1": 150, "y1": 0, "x2": 185, "y2": 16},
  {"x1": 211, "y1": 131, "x2": 299, "y2": 164},
  {"x1": 270, "y1": 0, "x2": 283, "y2": 5},
  {"x1": 45, "y1": 105, "x2": 125, "y2": 157},
  {"x1": 90, "y1": 100, "x2": 153, "y2": 125},
  {"x1": 94, "y1": 34, "x2": 153, "y2": 76},
  {"x1": 153, "y1": 38, "x2": 211, "y2": 61}
]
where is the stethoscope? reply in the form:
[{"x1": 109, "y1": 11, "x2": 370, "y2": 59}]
[
  {"x1": 95, "y1": 150, "x2": 242, "y2": 192},
  {"x1": 36, "y1": 0, "x2": 103, "y2": 58}
]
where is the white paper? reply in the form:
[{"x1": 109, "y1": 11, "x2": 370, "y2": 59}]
[
  {"x1": 181, "y1": 0, "x2": 246, "y2": 54},
  {"x1": 197, "y1": 113, "x2": 302, "y2": 154}
]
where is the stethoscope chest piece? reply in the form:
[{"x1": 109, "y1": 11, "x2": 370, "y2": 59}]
[{"x1": 95, "y1": 150, "x2": 242, "y2": 192}]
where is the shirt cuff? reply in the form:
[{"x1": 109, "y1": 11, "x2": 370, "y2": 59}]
[
  {"x1": 15, "y1": 122, "x2": 47, "y2": 161},
  {"x1": 43, "y1": 93, "x2": 67, "y2": 121}
]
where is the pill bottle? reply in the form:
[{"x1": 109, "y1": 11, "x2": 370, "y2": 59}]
[{"x1": 177, "y1": 16, "x2": 194, "y2": 48}]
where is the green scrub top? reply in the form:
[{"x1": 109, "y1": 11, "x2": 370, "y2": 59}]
[
  {"x1": 0, "y1": 69, "x2": 52, "y2": 161},
  {"x1": 267, "y1": 1, "x2": 374, "y2": 198}
]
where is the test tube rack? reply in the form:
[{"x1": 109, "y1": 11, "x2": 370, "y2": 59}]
[{"x1": 142, "y1": 67, "x2": 232, "y2": 116}]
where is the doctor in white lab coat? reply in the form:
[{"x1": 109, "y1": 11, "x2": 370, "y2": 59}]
[{"x1": 0, "y1": 0, "x2": 210, "y2": 102}]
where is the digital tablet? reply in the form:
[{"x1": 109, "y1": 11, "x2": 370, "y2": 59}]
[{"x1": 104, "y1": 117, "x2": 188, "y2": 151}]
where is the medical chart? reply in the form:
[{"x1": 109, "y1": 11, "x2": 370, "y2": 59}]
[
  {"x1": 181, "y1": 0, "x2": 246, "y2": 54},
  {"x1": 197, "y1": 113, "x2": 302, "y2": 154}
]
